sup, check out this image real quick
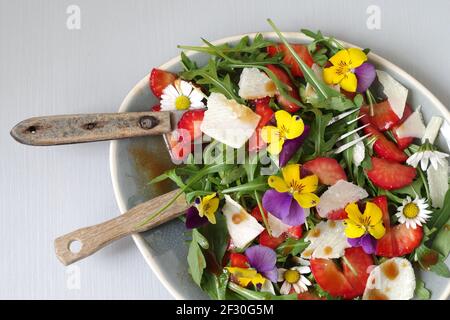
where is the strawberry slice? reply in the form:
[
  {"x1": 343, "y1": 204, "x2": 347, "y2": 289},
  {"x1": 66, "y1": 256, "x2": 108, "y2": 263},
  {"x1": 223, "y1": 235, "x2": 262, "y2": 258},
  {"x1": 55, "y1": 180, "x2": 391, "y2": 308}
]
[
  {"x1": 391, "y1": 104, "x2": 414, "y2": 150},
  {"x1": 367, "y1": 157, "x2": 416, "y2": 190},
  {"x1": 250, "y1": 206, "x2": 268, "y2": 222},
  {"x1": 287, "y1": 225, "x2": 303, "y2": 239},
  {"x1": 267, "y1": 44, "x2": 314, "y2": 77},
  {"x1": 376, "y1": 224, "x2": 423, "y2": 257},
  {"x1": 303, "y1": 157, "x2": 347, "y2": 186},
  {"x1": 249, "y1": 98, "x2": 274, "y2": 152},
  {"x1": 360, "y1": 100, "x2": 400, "y2": 131},
  {"x1": 177, "y1": 109, "x2": 205, "y2": 143},
  {"x1": 258, "y1": 230, "x2": 286, "y2": 249},
  {"x1": 342, "y1": 247, "x2": 373, "y2": 298},
  {"x1": 364, "y1": 125, "x2": 408, "y2": 163},
  {"x1": 310, "y1": 258, "x2": 354, "y2": 299},
  {"x1": 149, "y1": 68, "x2": 177, "y2": 98},
  {"x1": 230, "y1": 253, "x2": 250, "y2": 268},
  {"x1": 266, "y1": 64, "x2": 301, "y2": 113},
  {"x1": 327, "y1": 208, "x2": 348, "y2": 220}
]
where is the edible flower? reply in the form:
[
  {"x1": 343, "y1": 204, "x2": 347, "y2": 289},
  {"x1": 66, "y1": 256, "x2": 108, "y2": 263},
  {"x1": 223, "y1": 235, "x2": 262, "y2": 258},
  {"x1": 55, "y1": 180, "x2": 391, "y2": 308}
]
[
  {"x1": 278, "y1": 257, "x2": 311, "y2": 294},
  {"x1": 225, "y1": 267, "x2": 266, "y2": 287},
  {"x1": 262, "y1": 164, "x2": 319, "y2": 226},
  {"x1": 323, "y1": 48, "x2": 376, "y2": 93},
  {"x1": 160, "y1": 79, "x2": 205, "y2": 111},
  {"x1": 395, "y1": 196, "x2": 432, "y2": 229},
  {"x1": 344, "y1": 202, "x2": 386, "y2": 254},
  {"x1": 261, "y1": 110, "x2": 304, "y2": 155},
  {"x1": 406, "y1": 141, "x2": 449, "y2": 171},
  {"x1": 245, "y1": 245, "x2": 278, "y2": 283},
  {"x1": 185, "y1": 193, "x2": 219, "y2": 229}
]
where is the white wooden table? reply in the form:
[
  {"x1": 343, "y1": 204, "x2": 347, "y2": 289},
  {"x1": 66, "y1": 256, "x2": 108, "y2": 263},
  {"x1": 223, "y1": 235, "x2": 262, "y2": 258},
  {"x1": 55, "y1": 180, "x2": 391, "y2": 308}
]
[{"x1": 0, "y1": 0, "x2": 449, "y2": 299}]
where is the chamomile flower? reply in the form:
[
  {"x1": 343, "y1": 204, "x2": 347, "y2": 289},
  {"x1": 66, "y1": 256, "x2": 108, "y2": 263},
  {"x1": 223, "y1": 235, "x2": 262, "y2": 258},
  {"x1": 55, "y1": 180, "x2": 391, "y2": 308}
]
[
  {"x1": 160, "y1": 79, "x2": 205, "y2": 111},
  {"x1": 278, "y1": 259, "x2": 311, "y2": 294},
  {"x1": 395, "y1": 196, "x2": 432, "y2": 229},
  {"x1": 406, "y1": 142, "x2": 449, "y2": 171}
]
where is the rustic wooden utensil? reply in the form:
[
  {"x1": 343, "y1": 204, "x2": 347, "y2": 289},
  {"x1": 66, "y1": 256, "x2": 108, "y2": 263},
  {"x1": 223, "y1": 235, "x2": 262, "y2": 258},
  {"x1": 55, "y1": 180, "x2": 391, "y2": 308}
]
[
  {"x1": 10, "y1": 111, "x2": 172, "y2": 146},
  {"x1": 54, "y1": 188, "x2": 189, "y2": 266}
]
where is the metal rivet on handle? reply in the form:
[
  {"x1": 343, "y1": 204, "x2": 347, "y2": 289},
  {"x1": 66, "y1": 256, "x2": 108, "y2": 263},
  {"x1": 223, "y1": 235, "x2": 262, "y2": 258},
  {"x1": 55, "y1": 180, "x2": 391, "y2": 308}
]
[{"x1": 139, "y1": 116, "x2": 159, "y2": 130}]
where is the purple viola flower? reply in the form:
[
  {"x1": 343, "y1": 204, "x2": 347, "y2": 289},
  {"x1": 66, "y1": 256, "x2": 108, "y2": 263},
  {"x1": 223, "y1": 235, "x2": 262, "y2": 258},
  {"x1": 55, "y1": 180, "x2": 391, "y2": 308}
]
[
  {"x1": 262, "y1": 190, "x2": 306, "y2": 226},
  {"x1": 245, "y1": 245, "x2": 278, "y2": 282},
  {"x1": 279, "y1": 125, "x2": 310, "y2": 167},
  {"x1": 347, "y1": 233, "x2": 377, "y2": 254},
  {"x1": 185, "y1": 206, "x2": 208, "y2": 229},
  {"x1": 354, "y1": 62, "x2": 376, "y2": 93}
]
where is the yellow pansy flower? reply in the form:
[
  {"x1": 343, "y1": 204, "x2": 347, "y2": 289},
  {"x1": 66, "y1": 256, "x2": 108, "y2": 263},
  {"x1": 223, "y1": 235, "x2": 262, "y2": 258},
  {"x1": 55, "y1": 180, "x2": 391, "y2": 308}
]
[
  {"x1": 226, "y1": 267, "x2": 266, "y2": 287},
  {"x1": 261, "y1": 110, "x2": 304, "y2": 155},
  {"x1": 195, "y1": 193, "x2": 219, "y2": 224},
  {"x1": 268, "y1": 164, "x2": 320, "y2": 208},
  {"x1": 323, "y1": 48, "x2": 367, "y2": 93},
  {"x1": 344, "y1": 202, "x2": 386, "y2": 239}
]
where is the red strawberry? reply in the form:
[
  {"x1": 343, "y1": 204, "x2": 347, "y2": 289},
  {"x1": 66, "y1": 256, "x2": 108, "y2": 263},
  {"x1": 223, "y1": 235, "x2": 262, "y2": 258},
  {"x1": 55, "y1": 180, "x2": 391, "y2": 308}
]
[
  {"x1": 327, "y1": 208, "x2": 348, "y2": 220},
  {"x1": 250, "y1": 206, "x2": 268, "y2": 222},
  {"x1": 363, "y1": 125, "x2": 408, "y2": 163},
  {"x1": 360, "y1": 100, "x2": 400, "y2": 131},
  {"x1": 151, "y1": 104, "x2": 161, "y2": 112},
  {"x1": 230, "y1": 253, "x2": 250, "y2": 268},
  {"x1": 149, "y1": 68, "x2": 177, "y2": 98},
  {"x1": 167, "y1": 131, "x2": 192, "y2": 161},
  {"x1": 258, "y1": 230, "x2": 286, "y2": 249},
  {"x1": 376, "y1": 224, "x2": 423, "y2": 257},
  {"x1": 266, "y1": 64, "x2": 301, "y2": 113},
  {"x1": 303, "y1": 157, "x2": 347, "y2": 186},
  {"x1": 287, "y1": 225, "x2": 303, "y2": 239},
  {"x1": 177, "y1": 110, "x2": 205, "y2": 143},
  {"x1": 342, "y1": 247, "x2": 373, "y2": 298},
  {"x1": 391, "y1": 104, "x2": 414, "y2": 150},
  {"x1": 249, "y1": 99, "x2": 274, "y2": 152},
  {"x1": 367, "y1": 157, "x2": 416, "y2": 190},
  {"x1": 267, "y1": 44, "x2": 314, "y2": 77},
  {"x1": 310, "y1": 258, "x2": 354, "y2": 299}
]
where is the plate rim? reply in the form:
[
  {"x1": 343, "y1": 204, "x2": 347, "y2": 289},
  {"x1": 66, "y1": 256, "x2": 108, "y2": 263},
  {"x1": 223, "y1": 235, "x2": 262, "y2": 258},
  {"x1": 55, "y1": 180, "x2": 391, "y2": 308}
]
[{"x1": 110, "y1": 32, "x2": 450, "y2": 300}]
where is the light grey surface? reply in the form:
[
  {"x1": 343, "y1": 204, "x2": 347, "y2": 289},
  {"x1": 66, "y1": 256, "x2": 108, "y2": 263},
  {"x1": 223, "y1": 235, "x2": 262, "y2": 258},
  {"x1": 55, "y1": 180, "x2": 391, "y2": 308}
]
[{"x1": 0, "y1": 0, "x2": 449, "y2": 299}]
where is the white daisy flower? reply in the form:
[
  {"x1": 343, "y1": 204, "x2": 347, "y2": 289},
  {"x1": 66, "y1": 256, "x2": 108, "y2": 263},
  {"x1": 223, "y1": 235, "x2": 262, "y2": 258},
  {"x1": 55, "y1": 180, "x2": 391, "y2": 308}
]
[
  {"x1": 406, "y1": 150, "x2": 448, "y2": 171},
  {"x1": 278, "y1": 258, "x2": 311, "y2": 295},
  {"x1": 395, "y1": 196, "x2": 432, "y2": 229},
  {"x1": 160, "y1": 79, "x2": 205, "y2": 111}
]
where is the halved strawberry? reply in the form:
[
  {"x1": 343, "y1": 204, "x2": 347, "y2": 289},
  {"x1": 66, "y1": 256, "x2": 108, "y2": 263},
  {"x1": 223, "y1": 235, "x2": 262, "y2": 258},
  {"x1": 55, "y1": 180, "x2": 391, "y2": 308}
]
[
  {"x1": 327, "y1": 208, "x2": 348, "y2": 220},
  {"x1": 266, "y1": 44, "x2": 314, "y2": 77},
  {"x1": 376, "y1": 224, "x2": 423, "y2": 257},
  {"x1": 287, "y1": 225, "x2": 303, "y2": 239},
  {"x1": 303, "y1": 157, "x2": 347, "y2": 186},
  {"x1": 360, "y1": 100, "x2": 400, "y2": 131},
  {"x1": 149, "y1": 68, "x2": 177, "y2": 98},
  {"x1": 342, "y1": 247, "x2": 373, "y2": 298},
  {"x1": 310, "y1": 258, "x2": 354, "y2": 299},
  {"x1": 230, "y1": 253, "x2": 250, "y2": 268},
  {"x1": 266, "y1": 64, "x2": 301, "y2": 113},
  {"x1": 250, "y1": 206, "x2": 268, "y2": 222},
  {"x1": 249, "y1": 98, "x2": 274, "y2": 152},
  {"x1": 177, "y1": 109, "x2": 205, "y2": 143},
  {"x1": 258, "y1": 230, "x2": 286, "y2": 249},
  {"x1": 363, "y1": 125, "x2": 408, "y2": 163},
  {"x1": 366, "y1": 157, "x2": 416, "y2": 190},
  {"x1": 391, "y1": 104, "x2": 414, "y2": 150}
]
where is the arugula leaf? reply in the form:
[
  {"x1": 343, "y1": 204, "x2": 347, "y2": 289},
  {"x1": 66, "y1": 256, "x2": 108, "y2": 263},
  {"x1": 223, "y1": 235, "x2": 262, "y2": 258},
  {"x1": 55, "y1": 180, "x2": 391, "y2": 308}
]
[
  {"x1": 193, "y1": 229, "x2": 209, "y2": 250},
  {"x1": 415, "y1": 244, "x2": 450, "y2": 278},
  {"x1": 201, "y1": 271, "x2": 229, "y2": 300},
  {"x1": 199, "y1": 213, "x2": 228, "y2": 263},
  {"x1": 228, "y1": 282, "x2": 297, "y2": 300},
  {"x1": 414, "y1": 279, "x2": 431, "y2": 300},
  {"x1": 427, "y1": 189, "x2": 450, "y2": 235},
  {"x1": 187, "y1": 239, "x2": 206, "y2": 286},
  {"x1": 221, "y1": 176, "x2": 268, "y2": 194},
  {"x1": 432, "y1": 223, "x2": 450, "y2": 257},
  {"x1": 276, "y1": 238, "x2": 309, "y2": 258}
]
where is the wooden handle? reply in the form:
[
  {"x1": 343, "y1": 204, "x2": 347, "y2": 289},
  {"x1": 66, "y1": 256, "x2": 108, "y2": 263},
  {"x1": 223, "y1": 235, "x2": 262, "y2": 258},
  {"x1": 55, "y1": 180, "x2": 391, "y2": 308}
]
[
  {"x1": 10, "y1": 112, "x2": 172, "y2": 146},
  {"x1": 54, "y1": 189, "x2": 189, "y2": 265}
]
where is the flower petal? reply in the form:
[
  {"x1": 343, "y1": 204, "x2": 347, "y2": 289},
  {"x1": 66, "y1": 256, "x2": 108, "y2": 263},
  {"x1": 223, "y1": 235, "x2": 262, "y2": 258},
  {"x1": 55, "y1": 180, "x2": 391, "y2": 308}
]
[
  {"x1": 282, "y1": 200, "x2": 306, "y2": 226},
  {"x1": 329, "y1": 49, "x2": 351, "y2": 67},
  {"x1": 262, "y1": 190, "x2": 293, "y2": 220},
  {"x1": 347, "y1": 48, "x2": 367, "y2": 68},
  {"x1": 275, "y1": 110, "x2": 292, "y2": 129},
  {"x1": 268, "y1": 175, "x2": 289, "y2": 193},
  {"x1": 293, "y1": 192, "x2": 320, "y2": 209},
  {"x1": 360, "y1": 234, "x2": 377, "y2": 254},
  {"x1": 298, "y1": 174, "x2": 319, "y2": 193},
  {"x1": 354, "y1": 62, "x2": 376, "y2": 93},
  {"x1": 368, "y1": 221, "x2": 386, "y2": 239},
  {"x1": 245, "y1": 245, "x2": 277, "y2": 273},
  {"x1": 323, "y1": 65, "x2": 345, "y2": 85},
  {"x1": 261, "y1": 125, "x2": 279, "y2": 144},
  {"x1": 347, "y1": 236, "x2": 362, "y2": 247},
  {"x1": 339, "y1": 72, "x2": 358, "y2": 93},
  {"x1": 201, "y1": 196, "x2": 219, "y2": 224},
  {"x1": 282, "y1": 164, "x2": 301, "y2": 186},
  {"x1": 364, "y1": 201, "x2": 383, "y2": 226},
  {"x1": 344, "y1": 220, "x2": 366, "y2": 238},
  {"x1": 185, "y1": 206, "x2": 208, "y2": 229},
  {"x1": 285, "y1": 115, "x2": 305, "y2": 140},
  {"x1": 345, "y1": 202, "x2": 363, "y2": 224},
  {"x1": 262, "y1": 267, "x2": 278, "y2": 283},
  {"x1": 279, "y1": 125, "x2": 310, "y2": 167}
]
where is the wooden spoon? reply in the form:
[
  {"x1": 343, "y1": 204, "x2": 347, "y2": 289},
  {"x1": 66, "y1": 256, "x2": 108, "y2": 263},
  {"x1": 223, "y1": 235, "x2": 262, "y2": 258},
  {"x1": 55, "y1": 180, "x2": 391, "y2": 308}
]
[{"x1": 54, "y1": 188, "x2": 189, "y2": 266}]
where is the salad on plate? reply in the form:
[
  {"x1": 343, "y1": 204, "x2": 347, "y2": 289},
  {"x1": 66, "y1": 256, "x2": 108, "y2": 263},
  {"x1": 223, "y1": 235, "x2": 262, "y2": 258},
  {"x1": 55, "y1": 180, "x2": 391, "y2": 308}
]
[{"x1": 143, "y1": 20, "x2": 450, "y2": 300}]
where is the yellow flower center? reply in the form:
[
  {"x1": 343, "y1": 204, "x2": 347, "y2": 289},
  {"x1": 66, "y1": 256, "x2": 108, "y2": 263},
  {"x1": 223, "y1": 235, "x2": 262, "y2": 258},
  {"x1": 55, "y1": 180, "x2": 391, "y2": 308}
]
[
  {"x1": 403, "y1": 203, "x2": 420, "y2": 219},
  {"x1": 175, "y1": 95, "x2": 191, "y2": 110},
  {"x1": 284, "y1": 270, "x2": 300, "y2": 284}
]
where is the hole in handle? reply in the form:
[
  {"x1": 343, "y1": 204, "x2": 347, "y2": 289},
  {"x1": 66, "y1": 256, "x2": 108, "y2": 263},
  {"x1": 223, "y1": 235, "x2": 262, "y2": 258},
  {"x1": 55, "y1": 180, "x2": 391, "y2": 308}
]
[{"x1": 69, "y1": 240, "x2": 82, "y2": 253}]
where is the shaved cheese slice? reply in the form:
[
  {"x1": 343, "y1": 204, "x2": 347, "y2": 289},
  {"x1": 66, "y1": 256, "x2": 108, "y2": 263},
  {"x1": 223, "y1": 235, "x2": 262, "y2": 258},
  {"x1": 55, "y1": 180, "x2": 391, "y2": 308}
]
[
  {"x1": 222, "y1": 195, "x2": 264, "y2": 249},
  {"x1": 201, "y1": 93, "x2": 261, "y2": 149},
  {"x1": 317, "y1": 180, "x2": 369, "y2": 218},
  {"x1": 301, "y1": 220, "x2": 350, "y2": 259},
  {"x1": 396, "y1": 106, "x2": 426, "y2": 139},
  {"x1": 376, "y1": 70, "x2": 408, "y2": 119},
  {"x1": 428, "y1": 161, "x2": 449, "y2": 208},
  {"x1": 267, "y1": 209, "x2": 310, "y2": 237},
  {"x1": 238, "y1": 67, "x2": 276, "y2": 100},
  {"x1": 363, "y1": 258, "x2": 415, "y2": 300},
  {"x1": 422, "y1": 116, "x2": 444, "y2": 144}
]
